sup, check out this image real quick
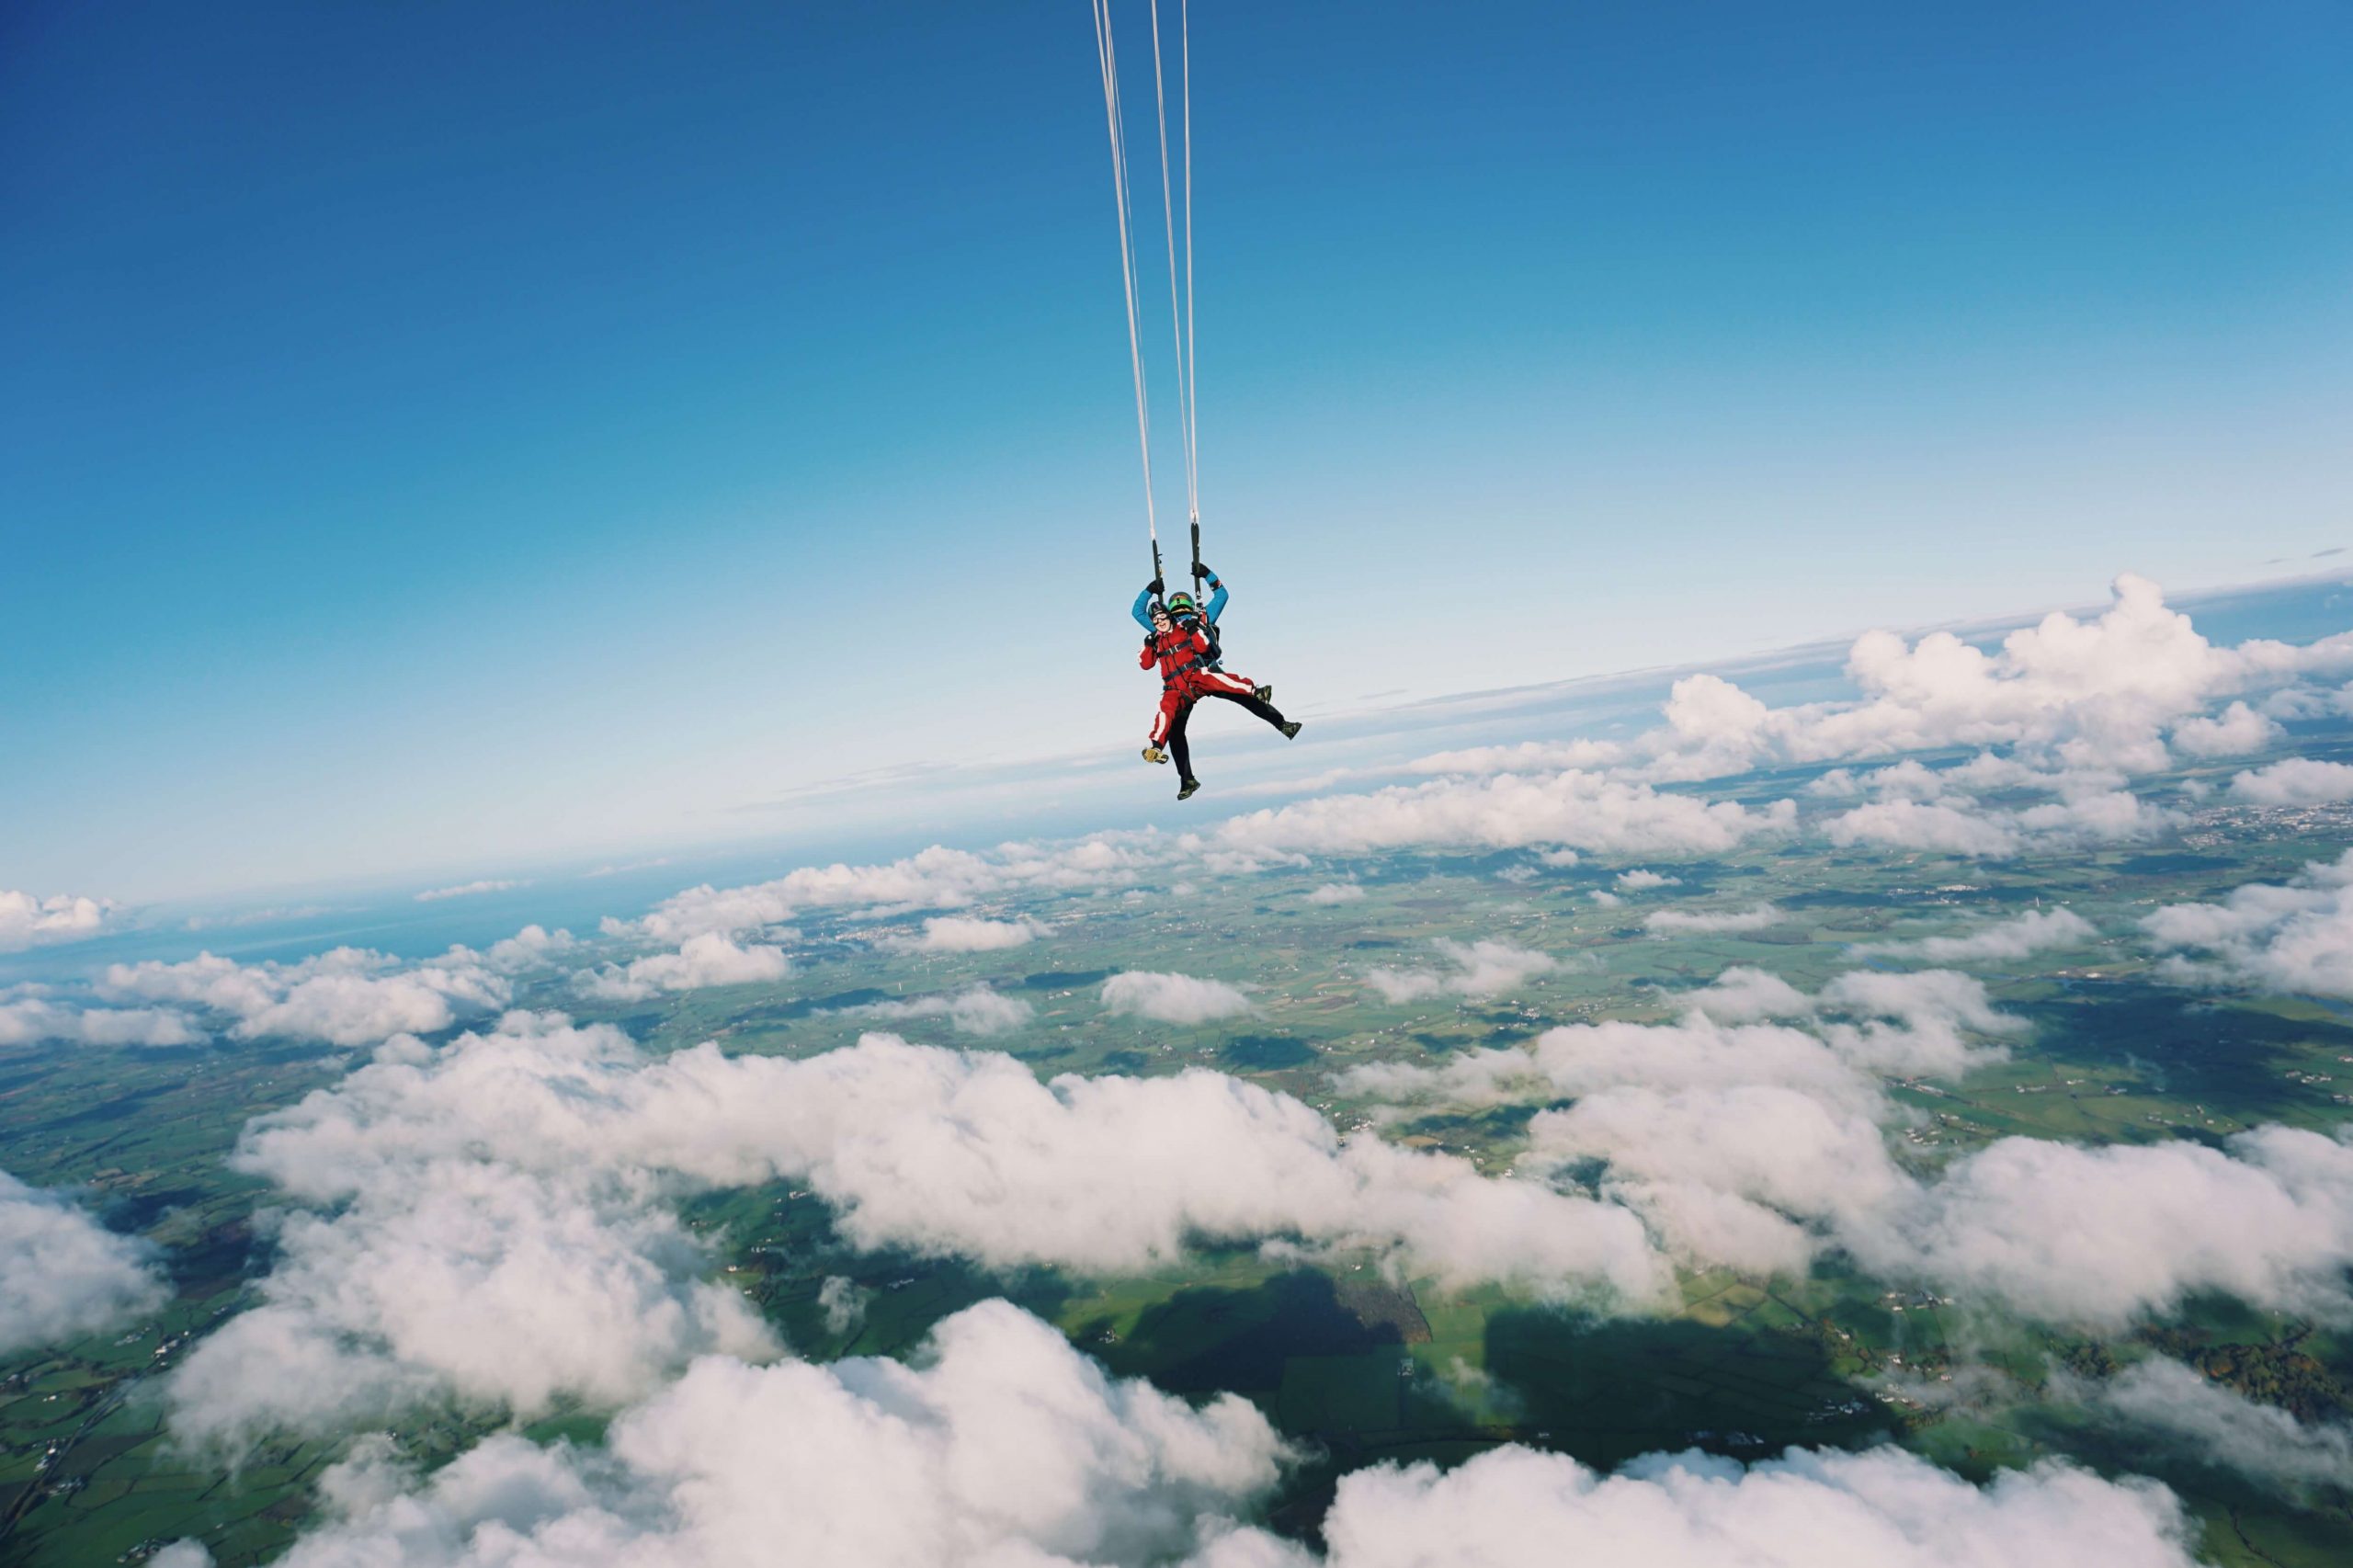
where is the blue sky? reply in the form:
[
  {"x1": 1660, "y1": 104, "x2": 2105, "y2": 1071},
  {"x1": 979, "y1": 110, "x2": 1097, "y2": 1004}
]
[{"x1": 6, "y1": 0, "x2": 2350, "y2": 902}]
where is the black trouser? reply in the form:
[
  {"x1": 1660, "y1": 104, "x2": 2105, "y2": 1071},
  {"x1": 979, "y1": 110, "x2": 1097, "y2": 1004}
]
[{"x1": 1168, "y1": 690, "x2": 1288, "y2": 781}]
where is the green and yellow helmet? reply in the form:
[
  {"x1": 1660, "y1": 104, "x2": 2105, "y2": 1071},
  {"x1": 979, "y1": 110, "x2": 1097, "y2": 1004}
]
[{"x1": 1165, "y1": 592, "x2": 1199, "y2": 619}]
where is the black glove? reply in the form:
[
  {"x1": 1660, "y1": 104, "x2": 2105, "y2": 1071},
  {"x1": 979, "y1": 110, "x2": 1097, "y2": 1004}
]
[
  {"x1": 1191, "y1": 562, "x2": 1210, "y2": 582},
  {"x1": 1146, "y1": 576, "x2": 1165, "y2": 596}
]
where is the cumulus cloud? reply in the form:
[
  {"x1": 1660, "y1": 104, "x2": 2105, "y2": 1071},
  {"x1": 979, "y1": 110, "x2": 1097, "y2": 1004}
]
[
  {"x1": 2172, "y1": 701, "x2": 2282, "y2": 758},
  {"x1": 1531, "y1": 1084, "x2": 1903, "y2": 1276},
  {"x1": 1862, "y1": 906, "x2": 2097, "y2": 963},
  {"x1": 2064, "y1": 1358, "x2": 2353, "y2": 1500},
  {"x1": 103, "y1": 947, "x2": 508, "y2": 1048},
  {"x1": 1101, "y1": 971, "x2": 1256, "y2": 1025},
  {"x1": 1816, "y1": 761, "x2": 2168, "y2": 858},
  {"x1": 483, "y1": 924, "x2": 576, "y2": 971},
  {"x1": 262, "y1": 1300, "x2": 1289, "y2": 1568},
  {"x1": 1354, "y1": 970, "x2": 2032, "y2": 1282},
  {"x1": 1348, "y1": 968, "x2": 2016, "y2": 1118},
  {"x1": 1644, "y1": 903, "x2": 1782, "y2": 935},
  {"x1": 576, "y1": 934, "x2": 791, "y2": 1004},
  {"x1": 1615, "y1": 869, "x2": 1681, "y2": 891},
  {"x1": 1636, "y1": 574, "x2": 2353, "y2": 782},
  {"x1": 0, "y1": 889, "x2": 114, "y2": 952},
  {"x1": 2229, "y1": 758, "x2": 2353, "y2": 806},
  {"x1": 1306, "y1": 882, "x2": 1367, "y2": 904},
  {"x1": 1365, "y1": 940, "x2": 1554, "y2": 1004},
  {"x1": 254, "y1": 1365, "x2": 2202, "y2": 1568},
  {"x1": 170, "y1": 1017, "x2": 1667, "y2": 1444},
  {"x1": 2143, "y1": 849, "x2": 2353, "y2": 997},
  {"x1": 0, "y1": 994, "x2": 201, "y2": 1048},
  {"x1": 1214, "y1": 771, "x2": 1794, "y2": 861},
  {"x1": 882, "y1": 915, "x2": 1049, "y2": 953},
  {"x1": 1305, "y1": 1443, "x2": 2194, "y2": 1568},
  {"x1": 1346, "y1": 948, "x2": 2353, "y2": 1324},
  {"x1": 1824, "y1": 797, "x2": 2023, "y2": 857},
  {"x1": 1856, "y1": 1127, "x2": 2353, "y2": 1326},
  {"x1": 835, "y1": 986, "x2": 1035, "y2": 1038},
  {"x1": 0, "y1": 1170, "x2": 168, "y2": 1356}
]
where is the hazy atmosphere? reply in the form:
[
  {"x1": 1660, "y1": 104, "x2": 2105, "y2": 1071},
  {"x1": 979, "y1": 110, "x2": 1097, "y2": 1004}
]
[{"x1": 5, "y1": 5, "x2": 2353, "y2": 1567}]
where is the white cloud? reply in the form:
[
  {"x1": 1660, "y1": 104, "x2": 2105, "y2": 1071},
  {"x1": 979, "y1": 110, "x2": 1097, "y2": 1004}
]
[
  {"x1": 1308, "y1": 1443, "x2": 2195, "y2": 1568},
  {"x1": 884, "y1": 915, "x2": 1049, "y2": 953},
  {"x1": 1855, "y1": 1126, "x2": 2353, "y2": 1327},
  {"x1": 1644, "y1": 903, "x2": 1781, "y2": 935},
  {"x1": 103, "y1": 948, "x2": 508, "y2": 1048},
  {"x1": 1615, "y1": 869, "x2": 1681, "y2": 891},
  {"x1": 483, "y1": 924, "x2": 576, "y2": 971},
  {"x1": 835, "y1": 986, "x2": 1035, "y2": 1038},
  {"x1": 2065, "y1": 1358, "x2": 2353, "y2": 1500},
  {"x1": 816, "y1": 1275, "x2": 865, "y2": 1336},
  {"x1": 0, "y1": 889, "x2": 114, "y2": 952},
  {"x1": 1101, "y1": 971, "x2": 1256, "y2": 1025},
  {"x1": 2172, "y1": 701, "x2": 2282, "y2": 758},
  {"x1": 1347, "y1": 969, "x2": 2015, "y2": 1118},
  {"x1": 1531, "y1": 1085, "x2": 1903, "y2": 1276},
  {"x1": 1214, "y1": 771, "x2": 1794, "y2": 861},
  {"x1": 1588, "y1": 889, "x2": 1622, "y2": 908},
  {"x1": 1863, "y1": 907, "x2": 2097, "y2": 963},
  {"x1": 1824, "y1": 798, "x2": 2023, "y2": 857},
  {"x1": 0, "y1": 1170, "x2": 168, "y2": 1356},
  {"x1": 1365, "y1": 940, "x2": 1554, "y2": 1004},
  {"x1": 634, "y1": 837, "x2": 1152, "y2": 942},
  {"x1": 170, "y1": 1017, "x2": 1668, "y2": 1445},
  {"x1": 2143, "y1": 849, "x2": 2353, "y2": 998},
  {"x1": 2228, "y1": 758, "x2": 2353, "y2": 806},
  {"x1": 167, "y1": 1015, "x2": 781, "y2": 1449},
  {"x1": 1635, "y1": 574, "x2": 2353, "y2": 782},
  {"x1": 576, "y1": 934, "x2": 791, "y2": 1004},
  {"x1": 1347, "y1": 944, "x2": 2353, "y2": 1324},
  {"x1": 415, "y1": 879, "x2": 526, "y2": 903},
  {"x1": 262, "y1": 1301, "x2": 1289, "y2": 1568},
  {"x1": 0, "y1": 995, "x2": 201, "y2": 1048},
  {"x1": 1306, "y1": 882, "x2": 1367, "y2": 904}
]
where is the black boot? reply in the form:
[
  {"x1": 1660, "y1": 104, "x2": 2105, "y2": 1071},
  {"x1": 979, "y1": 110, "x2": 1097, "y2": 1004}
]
[{"x1": 1177, "y1": 777, "x2": 1201, "y2": 801}]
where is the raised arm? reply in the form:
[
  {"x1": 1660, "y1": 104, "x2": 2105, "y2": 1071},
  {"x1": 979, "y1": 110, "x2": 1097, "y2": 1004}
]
[
  {"x1": 1131, "y1": 576, "x2": 1165, "y2": 632},
  {"x1": 1199, "y1": 569, "x2": 1228, "y2": 625}
]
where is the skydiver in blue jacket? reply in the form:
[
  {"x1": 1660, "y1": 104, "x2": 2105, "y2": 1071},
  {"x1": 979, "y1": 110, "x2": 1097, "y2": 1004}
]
[{"x1": 1131, "y1": 564, "x2": 1299, "y2": 799}]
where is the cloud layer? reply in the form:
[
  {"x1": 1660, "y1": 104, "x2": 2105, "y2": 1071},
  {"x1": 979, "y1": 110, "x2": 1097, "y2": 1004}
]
[
  {"x1": 0, "y1": 1170, "x2": 167, "y2": 1356},
  {"x1": 168, "y1": 1015, "x2": 1670, "y2": 1444},
  {"x1": 104, "y1": 947, "x2": 511, "y2": 1047}
]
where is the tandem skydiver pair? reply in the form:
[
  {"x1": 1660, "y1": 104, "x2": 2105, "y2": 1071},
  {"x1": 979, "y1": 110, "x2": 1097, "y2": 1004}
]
[{"x1": 1131, "y1": 566, "x2": 1300, "y2": 801}]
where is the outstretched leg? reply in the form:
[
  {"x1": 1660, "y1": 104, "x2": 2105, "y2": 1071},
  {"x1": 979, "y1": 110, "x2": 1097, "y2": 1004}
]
[{"x1": 1199, "y1": 675, "x2": 1296, "y2": 733}]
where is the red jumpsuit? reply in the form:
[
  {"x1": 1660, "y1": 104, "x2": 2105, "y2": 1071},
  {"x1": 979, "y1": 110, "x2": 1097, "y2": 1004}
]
[{"x1": 1141, "y1": 624, "x2": 1258, "y2": 745}]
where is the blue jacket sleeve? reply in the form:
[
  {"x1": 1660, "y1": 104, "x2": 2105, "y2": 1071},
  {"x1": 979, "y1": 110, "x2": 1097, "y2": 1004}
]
[
  {"x1": 1203, "y1": 581, "x2": 1229, "y2": 625},
  {"x1": 1131, "y1": 586, "x2": 1156, "y2": 631}
]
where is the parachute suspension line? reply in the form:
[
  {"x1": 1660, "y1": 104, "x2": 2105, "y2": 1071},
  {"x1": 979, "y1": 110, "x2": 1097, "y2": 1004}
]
[
  {"x1": 1091, "y1": 0, "x2": 1162, "y2": 580},
  {"x1": 1180, "y1": 0, "x2": 1200, "y2": 597},
  {"x1": 1146, "y1": 0, "x2": 1200, "y2": 594}
]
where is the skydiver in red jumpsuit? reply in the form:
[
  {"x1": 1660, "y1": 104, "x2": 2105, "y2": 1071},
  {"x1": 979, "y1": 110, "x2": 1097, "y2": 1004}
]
[{"x1": 1134, "y1": 569, "x2": 1301, "y2": 800}]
